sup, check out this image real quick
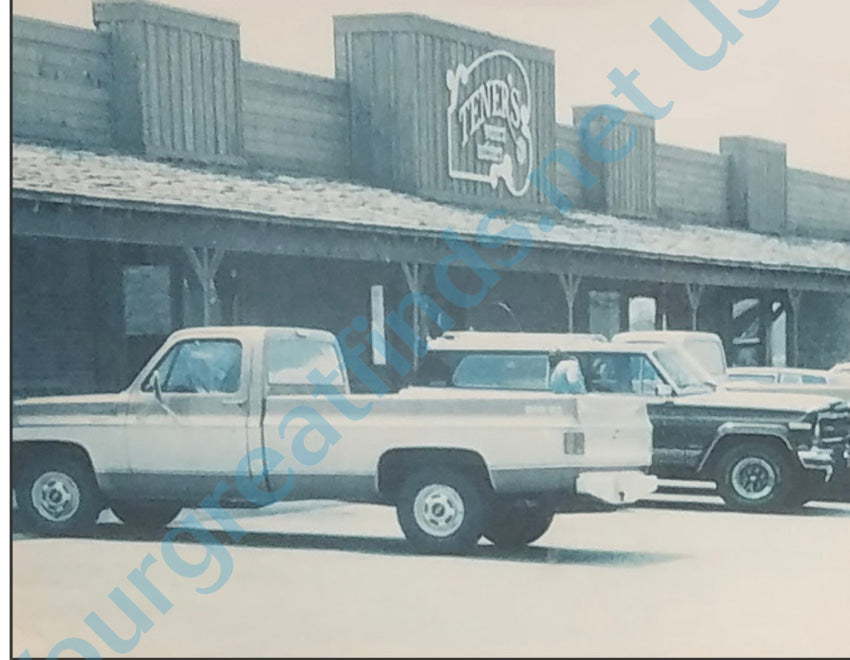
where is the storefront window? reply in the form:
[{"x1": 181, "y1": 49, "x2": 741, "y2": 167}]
[
  {"x1": 589, "y1": 291, "x2": 621, "y2": 339},
  {"x1": 123, "y1": 265, "x2": 172, "y2": 336},
  {"x1": 628, "y1": 296, "x2": 657, "y2": 331}
]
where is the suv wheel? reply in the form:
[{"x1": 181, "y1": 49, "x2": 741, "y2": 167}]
[
  {"x1": 715, "y1": 442, "x2": 797, "y2": 512},
  {"x1": 396, "y1": 467, "x2": 489, "y2": 554}
]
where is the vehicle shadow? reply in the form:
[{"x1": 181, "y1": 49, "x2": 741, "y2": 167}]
[
  {"x1": 82, "y1": 523, "x2": 686, "y2": 568},
  {"x1": 635, "y1": 498, "x2": 850, "y2": 517}
]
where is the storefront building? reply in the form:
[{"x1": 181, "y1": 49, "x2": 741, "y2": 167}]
[{"x1": 12, "y1": 2, "x2": 850, "y2": 395}]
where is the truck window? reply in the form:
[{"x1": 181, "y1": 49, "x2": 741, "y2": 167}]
[
  {"x1": 267, "y1": 338, "x2": 343, "y2": 392},
  {"x1": 411, "y1": 351, "x2": 465, "y2": 387},
  {"x1": 451, "y1": 354, "x2": 550, "y2": 391},
  {"x1": 146, "y1": 339, "x2": 242, "y2": 394}
]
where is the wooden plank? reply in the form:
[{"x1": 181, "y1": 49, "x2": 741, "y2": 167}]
[
  {"x1": 190, "y1": 31, "x2": 206, "y2": 156},
  {"x1": 180, "y1": 28, "x2": 195, "y2": 153},
  {"x1": 231, "y1": 40, "x2": 244, "y2": 157},
  {"x1": 242, "y1": 94, "x2": 349, "y2": 123},
  {"x1": 243, "y1": 122, "x2": 349, "y2": 151},
  {"x1": 12, "y1": 119, "x2": 113, "y2": 147},
  {"x1": 13, "y1": 16, "x2": 109, "y2": 54},
  {"x1": 145, "y1": 22, "x2": 162, "y2": 150},
  {"x1": 212, "y1": 37, "x2": 227, "y2": 155},
  {"x1": 201, "y1": 33, "x2": 216, "y2": 155},
  {"x1": 13, "y1": 97, "x2": 111, "y2": 130},
  {"x1": 223, "y1": 39, "x2": 238, "y2": 155},
  {"x1": 12, "y1": 73, "x2": 111, "y2": 106},
  {"x1": 244, "y1": 111, "x2": 349, "y2": 142},
  {"x1": 168, "y1": 25, "x2": 183, "y2": 153},
  {"x1": 241, "y1": 62, "x2": 348, "y2": 100},
  {"x1": 245, "y1": 152, "x2": 350, "y2": 177},
  {"x1": 12, "y1": 41, "x2": 112, "y2": 81},
  {"x1": 156, "y1": 25, "x2": 173, "y2": 151}
]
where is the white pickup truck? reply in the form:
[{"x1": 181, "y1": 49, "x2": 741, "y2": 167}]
[{"x1": 13, "y1": 326, "x2": 657, "y2": 553}]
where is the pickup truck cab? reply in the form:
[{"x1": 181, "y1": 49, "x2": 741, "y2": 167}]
[
  {"x1": 13, "y1": 326, "x2": 657, "y2": 553},
  {"x1": 418, "y1": 332, "x2": 850, "y2": 512}
]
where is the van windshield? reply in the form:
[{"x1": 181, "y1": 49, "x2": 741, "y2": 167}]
[
  {"x1": 653, "y1": 347, "x2": 712, "y2": 392},
  {"x1": 686, "y1": 340, "x2": 726, "y2": 378}
]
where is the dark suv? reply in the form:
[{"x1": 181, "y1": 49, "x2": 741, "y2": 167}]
[{"x1": 411, "y1": 332, "x2": 850, "y2": 512}]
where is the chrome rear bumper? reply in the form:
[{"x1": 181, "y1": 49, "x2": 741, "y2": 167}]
[{"x1": 575, "y1": 470, "x2": 658, "y2": 505}]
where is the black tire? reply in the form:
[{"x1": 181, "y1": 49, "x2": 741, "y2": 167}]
[
  {"x1": 111, "y1": 501, "x2": 183, "y2": 529},
  {"x1": 787, "y1": 469, "x2": 827, "y2": 508},
  {"x1": 396, "y1": 466, "x2": 489, "y2": 554},
  {"x1": 16, "y1": 453, "x2": 102, "y2": 536},
  {"x1": 484, "y1": 499, "x2": 555, "y2": 550},
  {"x1": 715, "y1": 442, "x2": 798, "y2": 512}
]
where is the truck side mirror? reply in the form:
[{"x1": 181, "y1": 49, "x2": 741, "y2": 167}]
[
  {"x1": 150, "y1": 371, "x2": 179, "y2": 418},
  {"x1": 151, "y1": 371, "x2": 164, "y2": 402},
  {"x1": 655, "y1": 383, "x2": 674, "y2": 398}
]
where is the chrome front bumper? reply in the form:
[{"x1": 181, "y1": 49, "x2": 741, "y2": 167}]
[{"x1": 575, "y1": 470, "x2": 658, "y2": 505}]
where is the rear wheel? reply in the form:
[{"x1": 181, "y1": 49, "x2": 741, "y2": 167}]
[
  {"x1": 111, "y1": 501, "x2": 183, "y2": 529},
  {"x1": 715, "y1": 442, "x2": 797, "y2": 512},
  {"x1": 484, "y1": 498, "x2": 554, "y2": 550},
  {"x1": 396, "y1": 466, "x2": 489, "y2": 554},
  {"x1": 16, "y1": 454, "x2": 102, "y2": 536}
]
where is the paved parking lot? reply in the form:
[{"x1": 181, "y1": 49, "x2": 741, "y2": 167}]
[{"x1": 12, "y1": 491, "x2": 850, "y2": 657}]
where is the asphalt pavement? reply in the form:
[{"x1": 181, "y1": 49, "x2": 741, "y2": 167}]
[{"x1": 12, "y1": 489, "x2": 850, "y2": 657}]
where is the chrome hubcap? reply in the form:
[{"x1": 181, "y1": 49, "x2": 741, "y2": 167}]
[
  {"x1": 731, "y1": 457, "x2": 777, "y2": 500},
  {"x1": 31, "y1": 471, "x2": 81, "y2": 522},
  {"x1": 413, "y1": 484, "x2": 465, "y2": 537}
]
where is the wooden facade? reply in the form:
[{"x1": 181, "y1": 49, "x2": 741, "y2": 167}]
[{"x1": 11, "y1": 2, "x2": 850, "y2": 396}]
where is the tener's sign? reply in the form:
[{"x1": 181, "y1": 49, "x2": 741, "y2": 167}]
[{"x1": 446, "y1": 50, "x2": 533, "y2": 197}]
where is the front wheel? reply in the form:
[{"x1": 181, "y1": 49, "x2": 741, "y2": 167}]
[
  {"x1": 111, "y1": 501, "x2": 183, "y2": 529},
  {"x1": 396, "y1": 467, "x2": 489, "y2": 554},
  {"x1": 715, "y1": 442, "x2": 797, "y2": 512},
  {"x1": 484, "y1": 499, "x2": 554, "y2": 550},
  {"x1": 16, "y1": 455, "x2": 102, "y2": 536}
]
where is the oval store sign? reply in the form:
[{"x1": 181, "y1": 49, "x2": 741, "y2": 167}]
[{"x1": 446, "y1": 50, "x2": 533, "y2": 197}]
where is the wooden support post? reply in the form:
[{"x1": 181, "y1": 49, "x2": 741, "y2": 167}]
[
  {"x1": 685, "y1": 283, "x2": 705, "y2": 331},
  {"x1": 557, "y1": 273, "x2": 582, "y2": 332},
  {"x1": 401, "y1": 262, "x2": 422, "y2": 371},
  {"x1": 184, "y1": 247, "x2": 226, "y2": 326},
  {"x1": 786, "y1": 289, "x2": 802, "y2": 367}
]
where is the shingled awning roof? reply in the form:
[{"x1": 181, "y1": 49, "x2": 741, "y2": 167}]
[{"x1": 12, "y1": 142, "x2": 850, "y2": 276}]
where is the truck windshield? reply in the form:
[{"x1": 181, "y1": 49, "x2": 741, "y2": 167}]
[{"x1": 653, "y1": 347, "x2": 711, "y2": 392}]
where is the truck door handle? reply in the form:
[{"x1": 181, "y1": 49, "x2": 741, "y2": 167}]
[{"x1": 222, "y1": 399, "x2": 246, "y2": 407}]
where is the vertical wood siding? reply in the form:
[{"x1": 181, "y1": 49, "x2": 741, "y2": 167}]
[{"x1": 335, "y1": 16, "x2": 556, "y2": 213}]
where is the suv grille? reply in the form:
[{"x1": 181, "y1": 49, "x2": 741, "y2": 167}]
[{"x1": 817, "y1": 405, "x2": 850, "y2": 443}]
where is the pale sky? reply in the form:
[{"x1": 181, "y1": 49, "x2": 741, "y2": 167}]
[{"x1": 12, "y1": 0, "x2": 850, "y2": 179}]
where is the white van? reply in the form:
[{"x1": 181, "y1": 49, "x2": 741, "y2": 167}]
[{"x1": 611, "y1": 331, "x2": 727, "y2": 381}]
